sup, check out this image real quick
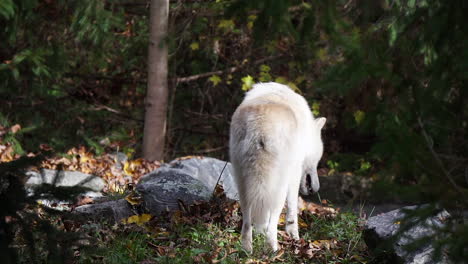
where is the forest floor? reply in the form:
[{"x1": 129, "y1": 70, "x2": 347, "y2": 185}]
[
  {"x1": 0, "y1": 138, "x2": 387, "y2": 263},
  {"x1": 76, "y1": 197, "x2": 372, "y2": 264}
]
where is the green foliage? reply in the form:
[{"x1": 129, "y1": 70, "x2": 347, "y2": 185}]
[
  {"x1": 0, "y1": 0, "x2": 15, "y2": 19},
  {"x1": 311, "y1": 102, "x2": 321, "y2": 116},
  {"x1": 86, "y1": 232, "x2": 154, "y2": 264},
  {"x1": 83, "y1": 135, "x2": 105, "y2": 156},
  {"x1": 217, "y1": 19, "x2": 236, "y2": 32},
  {"x1": 327, "y1": 160, "x2": 340, "y2": 172},
  {"x1": 303, "y1": 213, "x2": 363, "y2": 249},
  {"x1": 258, "y1": 64, "x2": 272, "y2": 81},
  {"x1": 0, "y1": 0, "x2": 143, "y2": 116}
]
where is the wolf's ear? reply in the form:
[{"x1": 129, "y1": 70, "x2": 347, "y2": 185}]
[{"x1": 316, "y1": 117, "x2": 326, "y2": 130}]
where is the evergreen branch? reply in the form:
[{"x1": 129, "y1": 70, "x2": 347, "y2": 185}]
[{"x1": 417, "y1": 117, "x2": 467, "y2": 197}]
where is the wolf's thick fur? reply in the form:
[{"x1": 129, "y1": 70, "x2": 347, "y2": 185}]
[{"x1": 229, "y1": 82, "x2": 326, "y2": 252}]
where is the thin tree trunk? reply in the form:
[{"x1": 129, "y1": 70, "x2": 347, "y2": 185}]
[{"x1": 143, "y1": 0, "x2": 169, "y2": 161}]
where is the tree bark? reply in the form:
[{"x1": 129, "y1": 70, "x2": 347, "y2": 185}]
[{"x1": 143, "y1": 0, "x2": 169, "y2": 161}]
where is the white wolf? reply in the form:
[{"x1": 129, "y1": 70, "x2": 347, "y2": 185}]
[{"x1": 229, "y1": 82, "x2": 326, "y2": 252}]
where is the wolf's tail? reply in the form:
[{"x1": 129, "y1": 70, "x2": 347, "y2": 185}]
[{"x1": 242, "y1": 173, "x2": 280, "y2": 232}]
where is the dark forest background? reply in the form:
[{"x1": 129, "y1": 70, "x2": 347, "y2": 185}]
[{"x1": 2, "y1": 0, "x2": 467, "y2": 204}]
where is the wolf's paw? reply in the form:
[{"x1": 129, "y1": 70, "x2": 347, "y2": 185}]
[
  {"x1": 286, "y1": 224, "x2": 299, "y2": 240},
  {"x1": 266, "y1": 233, "x2": 280, "y2": 252},
  {"x1": 271, "y1": 242, "x2": 280, "y2": 252},
  {"x1": 241, "y1": 237, "x2": 253, "y2": 253}
]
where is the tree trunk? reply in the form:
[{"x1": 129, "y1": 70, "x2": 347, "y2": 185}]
[{"x1": 142, "y1": 0, "x2": 169, "y2": 161}]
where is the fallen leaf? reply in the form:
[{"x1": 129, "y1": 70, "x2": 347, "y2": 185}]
[
  {"x1": 298, "y1": 218, "x2": 308, "y2": 228},
  {"x1": 122, "y1": 214, "x2": 152, "y2": 225},
  {"x1": 76, "y1": 196, "x2": 94, "y2": 206},
  {"x1": 125, "y1": 191, "x2": 143, "y2": 205},
  {"x1": 271, "y1": 249, "x2": 285, "y2": 261},
  {"x1": 9, "y1": 124, "x2": 21, "y2": 134}
]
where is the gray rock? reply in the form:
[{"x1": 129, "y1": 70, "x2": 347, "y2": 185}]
[
  {"x1": 25, "y1": 169, "x2": 106, "y2": 212},
  {"x1": 364, "y1": 205, "x2": 451, "y2": 264},
  {"x1": 168, "y1": 157, "x2": 239, "y2": 200},
  {"x1": 137, "y1": 168, "x2": 212, "y2": 215},
  {"x1": 26, "y1": 169, "x2": 105, "y2": 192},
  {"x1": 74, "y1": 157, "x2": 237, "y2": 220},
  {"x1": 74, "y1": 199, "x2": 135, "y2": 223}
]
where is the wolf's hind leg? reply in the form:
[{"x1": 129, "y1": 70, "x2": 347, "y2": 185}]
[
  {"x1": 266, "y1": 205, "x2": 282, "y2": 252},
  {"x1": 241, "y1": 207, "x2": 253, "y2": 253},
  {"x1": 286, "y1": 165, "x2": 301, "y2": 240}
]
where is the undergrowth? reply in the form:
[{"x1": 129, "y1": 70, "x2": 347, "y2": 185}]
[{"x1": 78, "y1": 201, "x2": 370, "y2": 264}]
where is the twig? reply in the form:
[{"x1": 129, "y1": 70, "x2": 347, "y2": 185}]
[
  {"x1": 417, "y1": 117, "x2": 466, "y2": 197},
  {"x1": 90, "y1": 104, "x2": 144, "y2": 122},
  {"x1": 174, "y1": 55, "x2": 284, "y2": 84},
  {"x1": 368, "y1": 206, "x2": 375, "y2": 219},
  {"x1": 212, "y1": 160, "x2": 229, "y2": 196},
  {"x1": 91, "y1": 104, "x2": 121, "y2": 114},
  {"x1": 192, "y1": 146, "x2": 227, "y2": 154},
  {"x1": 317, "y1": 192, "x2": 322, "y2": 204}
]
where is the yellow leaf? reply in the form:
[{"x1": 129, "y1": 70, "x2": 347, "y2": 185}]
[
  {"x1": 247, "y1": 15, "x2": 256, "y2": 29},
  {"x1": 316, "y1": 48, "x2": 328, "y2": 61},
  {"x1": 123, "y1": 161, "x2": 130, "y2": 174},
  {"x1": 124, "y1": 159, "x2": 143, "y2": 176},
  {"x1": 132, "y1": 158, "x2": 144, "y2": 166},
  {"x1": 312, "y1": 239, "x2": 332, "y2": 250},
  {"x1": 190, "y1": 42, "x2": 199, "y2": 51},
  {"x1": 218, "y1": 19, "x2": 235, "y2": 31},
  {"x1": 80, "y1": 155, "x2": 90, "y2": 163},
  {"x1": 259, "y1": 64, "x2": 271, "y2": 72},
  {"x1": 312, "y1": 102, "x2": 320, "y2": 116},
  {"x1": 125, "y1": 192, "x2": 142, "y2": 205},
  {"x1": 354, "y1": 110, "x2": 365, "y2": 124},
  {"x1": 241, "y1": 75, "x2": 254, "y2": 91},
  {"x1": 298, "y1": 218, "x2": 308, "y2": 228},
  {"x1": 122, "y1": 214, "x2": 152, "y2": 225},
  {"x1": 279, "y1": 214, "x2": 286, "y2": 225},
  {"x1": 209, "y1": 75, "x2": 222, "y2": 86}
]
